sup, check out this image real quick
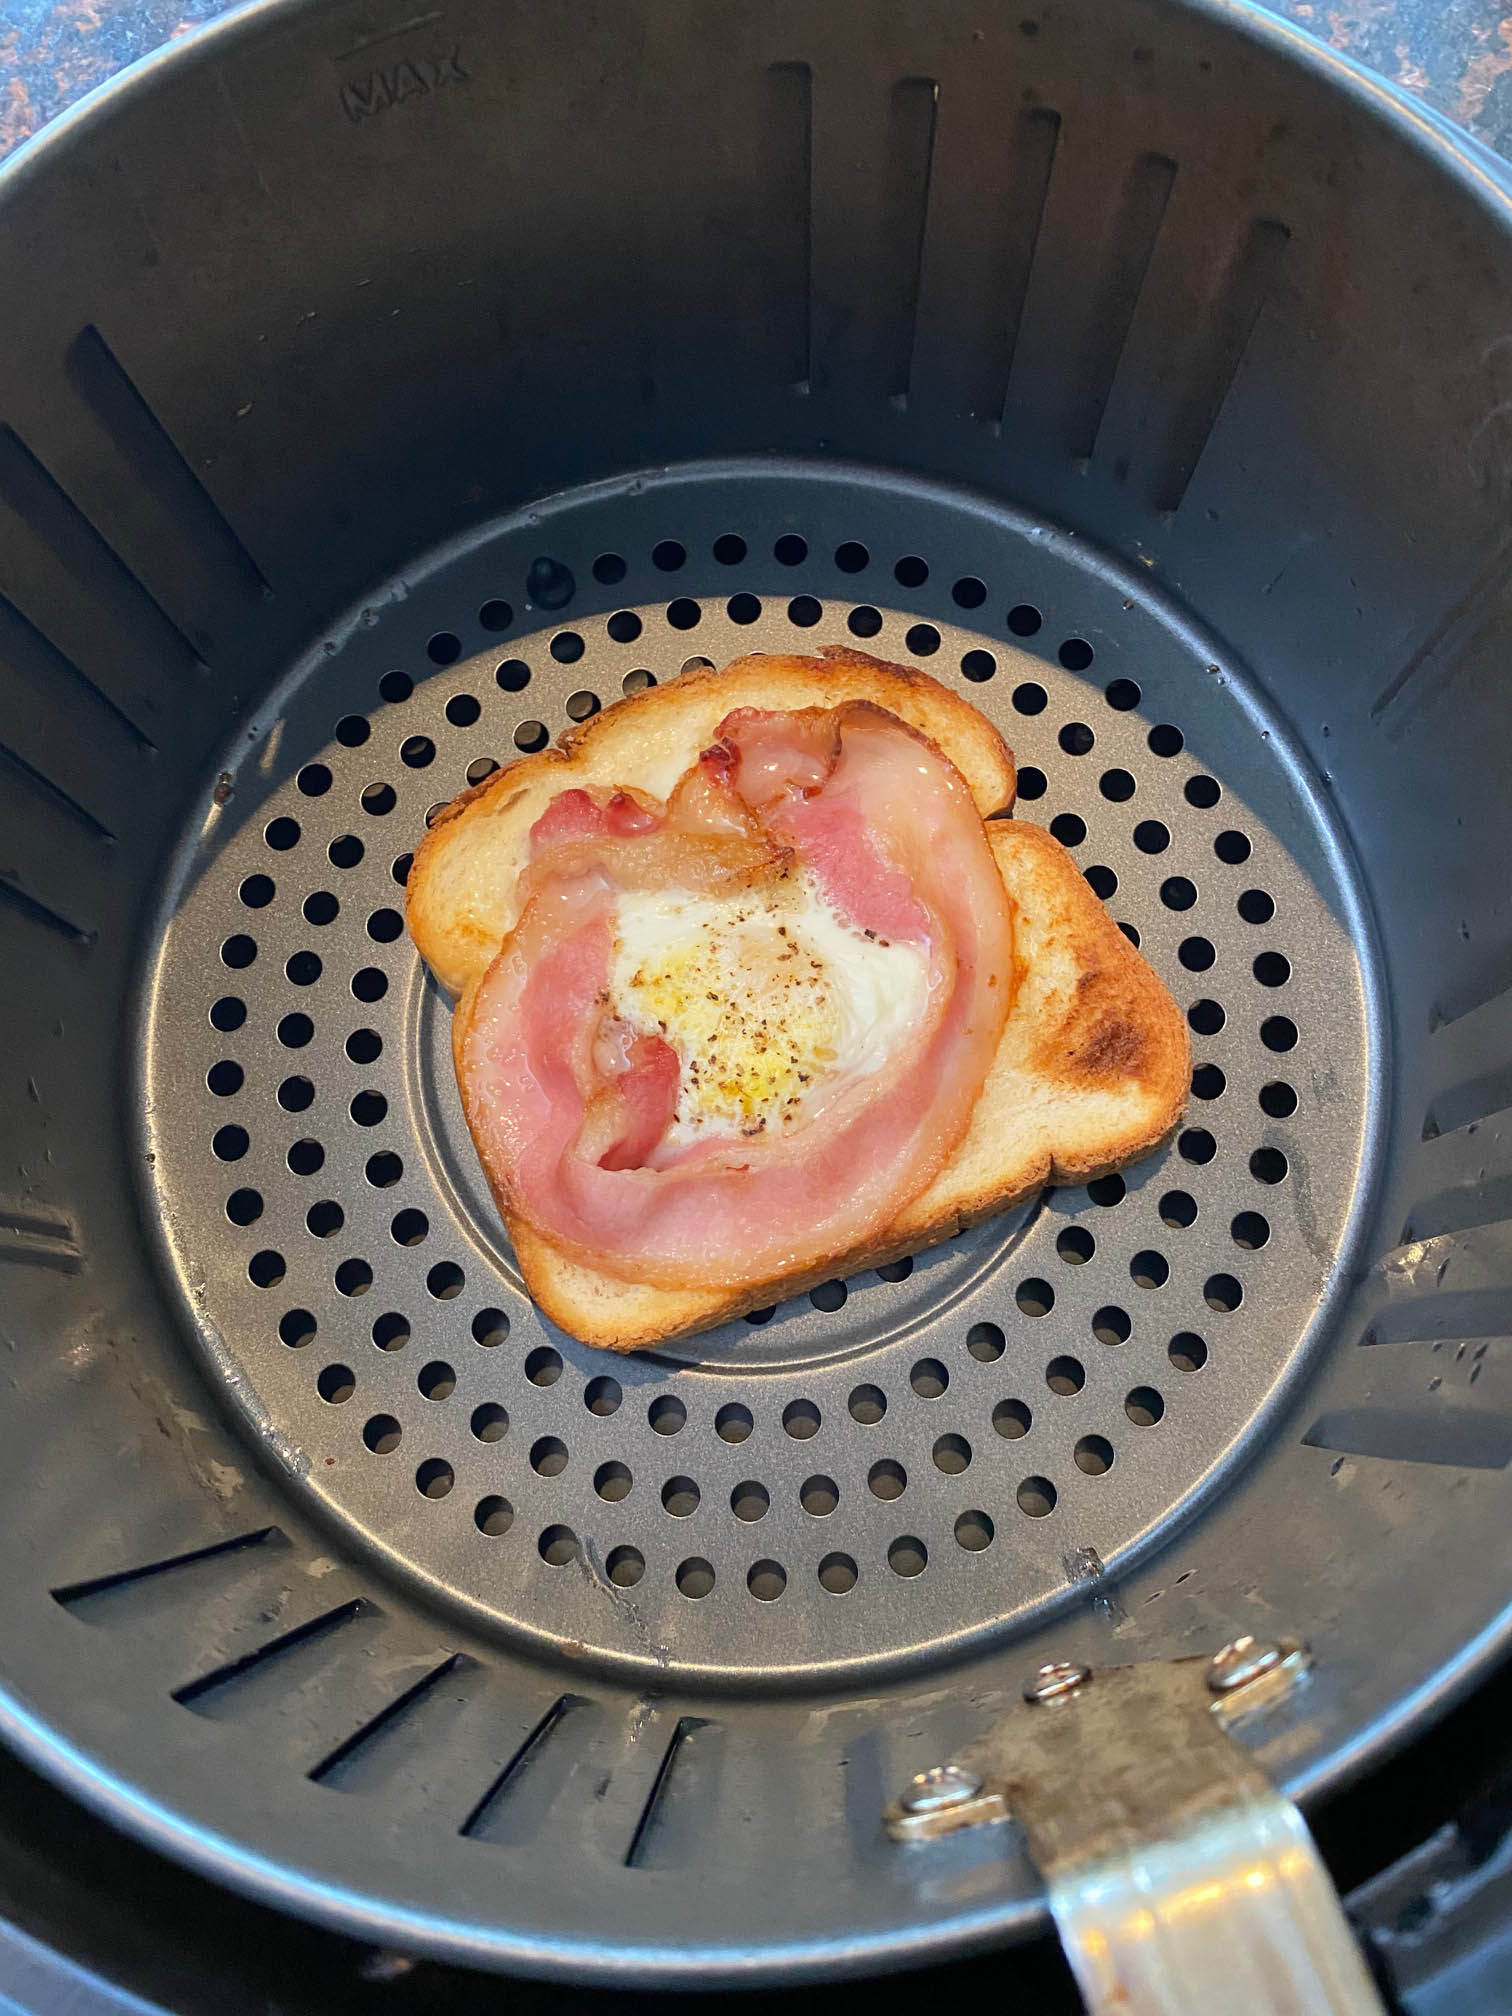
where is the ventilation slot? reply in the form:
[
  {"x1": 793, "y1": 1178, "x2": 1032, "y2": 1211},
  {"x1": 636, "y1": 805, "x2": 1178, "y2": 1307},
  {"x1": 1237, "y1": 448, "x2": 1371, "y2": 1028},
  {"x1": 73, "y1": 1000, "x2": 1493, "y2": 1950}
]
[
  {"x1": 1423, "y1": 1064, "x2": 1512, "y2": 1139},
  {"x1": 0, "y1": 1200, "x2": 83, "y2": 1273},
  {"x1": 0, "y1": 584, "x2": 154, "y2": 776},
  {"x1": 1362, "y1": 1289, "x2": 1512, "y2": 1348},
  {"x1": 459, "y1": 1693, "x2": 587, "y2": 1840},
  {"x1": 624, "y1": 1715, "x2": 711, "y2": 1868},
  {"x1": 1429, "y1": 940, "x2": 1512, "y2": 1033},
  {"x1": 172, "y1": 1597, "x2": 373, "y2": 1708},
  {"x1": 0, "y1": 636, "x2": 144, "y2": 845},
  {"x1": 1303, "y1": 1406, "x2": 1512, "y2": 1470},
  {"x1": 1372, "y1": 534, "x2": 1512, "y2": 734},
  {"x1": 0, "y1": 425, "x2": 203, "y2": 690},
  {"x1": 881, "y1": 78, "x2": 939, "y2": 405},
  {"x1": 909, "y1": 103, "x2": 1061, "y2": 425},
  {"x1": 308, "y1": 1653, "x2": 472, "y2": 1788},
  {"x1": 1152, "y1": 218, "x2": 1289, "y2": 512},
  {"x1": 0, "y1": 879, "x2": 92, "y2": 946},
  {"x1": 761, "y1": 63, "x2": 813, "y2": 389},
  {"x1": 51, "y1": 1527, "x2": 280, "y2": 1609},
  {"x1": 1068, "y1": 152, "x2": 1176, "y2": 460},
  {"x1": 0, "y1": 728, "x2": 120, "y2": 937},
  {"x1": 67, "y1": 325, "x2": 271, "y2": 622},
  {"x1": 809, "y1": 73, "x2": 938, "y2": 403},
  {"x1": 1401, "y1": 1169, "x2": 1512, "y2": 1243},
  {"x1": 989, "y1": 109, "x2": 1062, "y2": 422},
  {"x1": 0, "y1": 740, "x2": 113, "y2": 841}
]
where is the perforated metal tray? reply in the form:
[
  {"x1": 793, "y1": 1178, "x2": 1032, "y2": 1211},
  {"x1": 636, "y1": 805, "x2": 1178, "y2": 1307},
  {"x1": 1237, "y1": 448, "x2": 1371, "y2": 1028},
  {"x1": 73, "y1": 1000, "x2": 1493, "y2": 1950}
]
[{"x1": 140, "y1": 464, "x2": 1377, "y2": 1685}]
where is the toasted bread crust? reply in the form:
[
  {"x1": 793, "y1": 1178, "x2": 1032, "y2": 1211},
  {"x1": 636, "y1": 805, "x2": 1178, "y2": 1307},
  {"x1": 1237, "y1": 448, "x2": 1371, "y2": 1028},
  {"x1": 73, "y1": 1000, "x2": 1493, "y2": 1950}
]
[
  {"x1": 453, "y1": 818, "x2": 1191, "y2": 1351},
  {"x1": 407, "y1": 648, "x2": 1015, "y2": 998}
]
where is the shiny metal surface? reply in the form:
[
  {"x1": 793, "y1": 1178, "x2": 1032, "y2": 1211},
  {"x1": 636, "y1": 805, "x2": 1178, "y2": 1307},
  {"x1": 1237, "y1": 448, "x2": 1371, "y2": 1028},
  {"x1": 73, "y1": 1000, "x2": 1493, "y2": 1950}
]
[
  {"x1": 1051, "y1": 1792, "x2": 1383, "y2": 2015},
  {"x1": 889, "y1": 1651, "x2": 1385, "y2": 2014},
  {"x1": 899, "y1": 1764, "x2": 986, "y2": 1814},
  {"x1": 1208, "y1": 1635, "x2": 1287, "y2": 1692},
  {"x1": 1025, "y1": 1662, "x2": 1095, "y2": 1705}
]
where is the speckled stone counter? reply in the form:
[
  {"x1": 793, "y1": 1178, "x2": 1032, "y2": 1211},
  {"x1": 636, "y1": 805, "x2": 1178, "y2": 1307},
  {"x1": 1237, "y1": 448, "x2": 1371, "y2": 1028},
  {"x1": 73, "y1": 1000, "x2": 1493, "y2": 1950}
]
[{"x1": 4, "y1": 0, "x2": 1512, "y2": 163}]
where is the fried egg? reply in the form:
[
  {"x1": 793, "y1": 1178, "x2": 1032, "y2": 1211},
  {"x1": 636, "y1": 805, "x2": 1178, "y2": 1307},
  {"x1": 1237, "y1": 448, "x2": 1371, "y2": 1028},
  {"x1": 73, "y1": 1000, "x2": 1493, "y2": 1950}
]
[{"x1": 608, "y1": 876, "x2": 933, "y2": 1146}]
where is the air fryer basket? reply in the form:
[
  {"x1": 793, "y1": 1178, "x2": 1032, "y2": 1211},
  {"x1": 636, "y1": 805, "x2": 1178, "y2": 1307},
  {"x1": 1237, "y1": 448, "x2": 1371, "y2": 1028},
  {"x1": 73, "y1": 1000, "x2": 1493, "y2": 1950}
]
[{"x1": 3, "y1": 0, "x2": 1512, "y2": 1985}]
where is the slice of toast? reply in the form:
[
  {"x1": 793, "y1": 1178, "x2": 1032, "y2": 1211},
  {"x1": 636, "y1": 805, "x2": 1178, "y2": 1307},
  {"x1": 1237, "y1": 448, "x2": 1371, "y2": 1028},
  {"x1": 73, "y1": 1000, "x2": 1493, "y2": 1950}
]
[{"x1": 408, "y1": 649, "x2": 1190, "y2": 1351}]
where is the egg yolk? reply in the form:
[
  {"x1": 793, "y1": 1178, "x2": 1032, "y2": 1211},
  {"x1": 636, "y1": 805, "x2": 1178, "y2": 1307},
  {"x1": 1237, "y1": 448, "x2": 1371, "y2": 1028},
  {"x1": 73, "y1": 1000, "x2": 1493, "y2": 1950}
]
[{"x1": 608, "y1": 881, "x2": 932, "y2": 1144}]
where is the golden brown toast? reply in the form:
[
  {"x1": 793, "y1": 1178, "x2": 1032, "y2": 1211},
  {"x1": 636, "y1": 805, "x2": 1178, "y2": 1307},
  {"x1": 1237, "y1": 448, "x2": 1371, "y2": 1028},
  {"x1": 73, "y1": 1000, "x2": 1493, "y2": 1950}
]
[{"x1": 407, "y1": 649, "x2": 1189, "y2": 1351}]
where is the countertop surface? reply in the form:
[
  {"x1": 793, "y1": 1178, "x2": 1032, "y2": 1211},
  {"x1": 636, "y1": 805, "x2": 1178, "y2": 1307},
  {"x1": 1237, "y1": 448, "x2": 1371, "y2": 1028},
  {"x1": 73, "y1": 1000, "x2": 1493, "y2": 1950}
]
[{"x1": 5, "y1": 0, "x2": 1512, "y2": 164}]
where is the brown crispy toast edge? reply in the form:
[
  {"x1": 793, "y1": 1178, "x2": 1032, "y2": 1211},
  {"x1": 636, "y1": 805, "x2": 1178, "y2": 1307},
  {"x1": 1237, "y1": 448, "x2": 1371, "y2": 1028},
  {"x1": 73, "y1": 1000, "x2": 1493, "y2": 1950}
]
[{"x1": 458, "y1": 818, "x2": 1191, "y2": 1351}]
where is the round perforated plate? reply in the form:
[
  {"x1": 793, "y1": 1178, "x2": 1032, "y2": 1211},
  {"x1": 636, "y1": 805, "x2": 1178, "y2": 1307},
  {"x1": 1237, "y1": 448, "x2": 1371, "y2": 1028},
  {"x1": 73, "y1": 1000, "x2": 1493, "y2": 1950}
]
[{"x1": 137, "y1": 461, "x2": 1381, "y2": 1686}]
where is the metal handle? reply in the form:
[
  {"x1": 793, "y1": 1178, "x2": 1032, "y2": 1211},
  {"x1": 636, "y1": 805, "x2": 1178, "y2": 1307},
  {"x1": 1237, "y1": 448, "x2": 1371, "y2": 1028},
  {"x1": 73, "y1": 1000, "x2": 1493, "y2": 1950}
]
[{"x1": 886, "y1": 1642, "x2": 1386, "y2": 2016}]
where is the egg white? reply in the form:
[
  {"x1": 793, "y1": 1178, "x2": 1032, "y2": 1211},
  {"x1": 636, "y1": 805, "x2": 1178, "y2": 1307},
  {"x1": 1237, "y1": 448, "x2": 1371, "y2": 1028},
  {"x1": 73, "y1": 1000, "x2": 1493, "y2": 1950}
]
[{"x1": 608, "y1": 877, "x2": 932, "y2": 1146}]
